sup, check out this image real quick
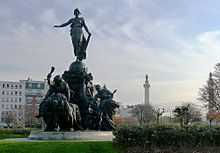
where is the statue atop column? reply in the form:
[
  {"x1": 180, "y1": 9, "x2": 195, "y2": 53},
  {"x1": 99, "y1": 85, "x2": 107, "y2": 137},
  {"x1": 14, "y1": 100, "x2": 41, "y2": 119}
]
[{"x1": 54, "y1": 8, "x2": 91, "y2": 61}]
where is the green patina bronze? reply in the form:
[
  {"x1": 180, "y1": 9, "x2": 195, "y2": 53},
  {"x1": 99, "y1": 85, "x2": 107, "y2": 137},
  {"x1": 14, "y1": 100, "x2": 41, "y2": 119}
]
[
  {"x1": 54, "y1": 8, "x2": 91, "y2": 61},
  {"x1": 38, "y1": 8, "x2": 119, "y2": 132}
]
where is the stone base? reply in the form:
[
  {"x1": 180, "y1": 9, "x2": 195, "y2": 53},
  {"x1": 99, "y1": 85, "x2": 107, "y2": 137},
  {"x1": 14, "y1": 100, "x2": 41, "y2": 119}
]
[{"x1": 29, "y1": 130, "x2": 114, "y2": 141}]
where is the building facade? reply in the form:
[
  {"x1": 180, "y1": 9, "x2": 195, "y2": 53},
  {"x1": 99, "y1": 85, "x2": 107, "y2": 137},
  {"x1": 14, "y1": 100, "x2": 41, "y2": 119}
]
[
  {"x1": 0, "y1": 79, "x2": 48, "y2": 127},
  {"x1": 22, "y1": 79, "x2": 48, "y2": 127},
  {"x1": 0, "y1": 81, "x2": 25, "y2": 127}
]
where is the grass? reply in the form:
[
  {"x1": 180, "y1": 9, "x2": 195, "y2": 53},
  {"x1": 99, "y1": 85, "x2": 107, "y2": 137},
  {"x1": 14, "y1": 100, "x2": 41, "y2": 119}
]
[
  {"x1": 0, "y1": 129, "x2": 121, "y2": 153},
  {"x1": 0, "y1": 141, "x2": 121, "y2": 153},
  {"x1": 1, "y1": 141, "x2": 220, "y2": 153}
]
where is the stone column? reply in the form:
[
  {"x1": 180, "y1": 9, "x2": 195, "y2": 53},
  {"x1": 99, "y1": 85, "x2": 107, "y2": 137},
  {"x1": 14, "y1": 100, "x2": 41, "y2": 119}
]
[{"x1": 143, "y1": 74, "x2": 150, "y2": 105}]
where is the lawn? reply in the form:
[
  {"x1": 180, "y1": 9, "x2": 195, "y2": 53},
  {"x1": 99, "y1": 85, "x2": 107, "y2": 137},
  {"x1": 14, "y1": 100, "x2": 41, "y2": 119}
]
[
  {"x1": 0, "y1": 141, "x2": 121, "y2": 153},
  {"x1": 1, "y1": 140, "x2": 220, "y2": 153}
]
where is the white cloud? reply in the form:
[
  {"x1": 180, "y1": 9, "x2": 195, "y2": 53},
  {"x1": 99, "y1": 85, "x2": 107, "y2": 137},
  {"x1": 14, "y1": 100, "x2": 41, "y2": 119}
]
[
  {"x1": 39, "y1": 9, "x2": 59, "y2": 26},
  {"x1": 1, "y1": 0, "x2": 220, "y2": 110}
]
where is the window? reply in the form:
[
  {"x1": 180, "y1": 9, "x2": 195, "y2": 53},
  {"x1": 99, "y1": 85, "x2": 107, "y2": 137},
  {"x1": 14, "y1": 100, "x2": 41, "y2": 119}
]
[
  {"x1": 10, "y1": 104, "x2": 13, "y2": 109},
  {"x1": 19, "y1": 91, "x2": 22, "y2": 95},
  {"x1": 6, "y1": 91, "x2": 9, "y2": 95},
  {"x1": 14, "y1": 104, "x2": 17, "y2": 109},
  {"x1": 15, "y1": 98, "x2": 17, "y2": 102},
  {"x1": 11, "y1": 92, "x2": 13, "y2": 95},
  {"x1": 40, "y1": 83, "x2": 45, "y2": 89},
  {"x1": 19, "y1": 105, "x2": 22, "y2": 109},
  {"x1": 15, "y1": 85, "x2": 18, "y2": 89},
  {"x1": 11, "y1": 98, "x2": 13, "y2": 102},
  {"x1": 2, "y1": 84, "x2": 5, "y2": 88},
  {"x1": 6, "y1": 98, "x2": 9, "y2": 102},
  {"x1": 2, "y1": 104, "x2": 4, "y2": 109},
  {"x1": 11, "y1": 85, "x2": 13, "y2": 89},
  {"x1": 7, "y1": 84, "x2": 9, "y2": 88},
  {"x1": 19, "y1": 98, "x2": 21, "y2": 102},
  {"x1": 2, "y1": 91, "x2": 4, "y2": 95},
  {"x1": 15, "y1": 91, "x2": 17, "y2": 95},
  {"x1": 19, "y1": 85, "x2": 22, "y2": 89},
  {"x1": 2, "y1": 98, "x2": 4, "y2": 102}
]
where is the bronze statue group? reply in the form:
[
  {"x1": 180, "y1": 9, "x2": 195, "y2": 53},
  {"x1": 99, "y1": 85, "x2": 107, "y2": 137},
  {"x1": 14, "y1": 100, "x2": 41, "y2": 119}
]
[{"x1": 37, "y1": 9, "x2": 119, "y2": 131}]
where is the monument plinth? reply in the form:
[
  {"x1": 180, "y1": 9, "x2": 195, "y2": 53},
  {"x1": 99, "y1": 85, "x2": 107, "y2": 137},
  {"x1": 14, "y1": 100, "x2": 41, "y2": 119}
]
[{"x1": 29, "y1": 130, "x2": 114, "y2": 141}]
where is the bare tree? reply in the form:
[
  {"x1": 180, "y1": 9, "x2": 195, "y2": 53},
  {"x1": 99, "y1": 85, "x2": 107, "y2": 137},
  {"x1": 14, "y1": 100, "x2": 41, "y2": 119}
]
[
  {"x1": 198, "y1": 72, "x2": 220, "y2": 112},
  {"x1": 129, "y1": 104, "x2": 155, "y2": 125},
  {"x1": 198, "y1": 63, "x2": 220, "y2": 112},
  {"x1": 173, "y1": 103, "x2": 202, "y2": 127},
  {"x1": 153, "y1": 108, "x2": 165, "y2": 125},
  {"x1": 3, "y1": 111, "x2": 16, "y2": 128},
  {"x1": 25, "y1": 104, "x2": 40, "y2": 128},
  {"x1": 198, "y1": 63, "x2": 220, "y2": 126}
]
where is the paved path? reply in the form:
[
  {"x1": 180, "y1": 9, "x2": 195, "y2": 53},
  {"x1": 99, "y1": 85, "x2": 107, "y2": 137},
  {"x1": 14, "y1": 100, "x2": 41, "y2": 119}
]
[{"x1": 1, "y1": 138, "x2": 113, "y2": 142}]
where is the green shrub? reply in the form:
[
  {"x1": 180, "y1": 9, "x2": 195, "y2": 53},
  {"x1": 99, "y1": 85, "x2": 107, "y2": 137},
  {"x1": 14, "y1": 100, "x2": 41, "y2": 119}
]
[
  {"x1": 0, "y1": 129, "x2": 31, "y2": 139},
  {"x1": 113, "y1": 125, "x2": 220, "y2": 147}
]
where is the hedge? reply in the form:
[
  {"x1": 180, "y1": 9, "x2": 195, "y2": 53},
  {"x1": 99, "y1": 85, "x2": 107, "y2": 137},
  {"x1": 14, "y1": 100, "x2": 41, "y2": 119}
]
[
  {"x1": 113, "y1": 125, "x2": 220, "y2": 147},
  {"x1": 0, "y1": 129, "x2": 31, "y2": 139}
]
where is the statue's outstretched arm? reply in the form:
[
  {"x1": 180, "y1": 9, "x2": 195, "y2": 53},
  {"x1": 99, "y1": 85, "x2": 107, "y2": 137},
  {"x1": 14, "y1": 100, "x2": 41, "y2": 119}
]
[{"x1": 54, "y1": 19, "x2": 72, "y2": 28}]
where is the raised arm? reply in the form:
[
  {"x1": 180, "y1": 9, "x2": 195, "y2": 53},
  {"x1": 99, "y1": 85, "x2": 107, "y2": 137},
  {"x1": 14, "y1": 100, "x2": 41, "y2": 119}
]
[
  {"x1": 54, "y1": 18, "x2": 73, "y2": 28},
  {"x1": 47, "y1": 66, "x2": 55, "y2": 86}
]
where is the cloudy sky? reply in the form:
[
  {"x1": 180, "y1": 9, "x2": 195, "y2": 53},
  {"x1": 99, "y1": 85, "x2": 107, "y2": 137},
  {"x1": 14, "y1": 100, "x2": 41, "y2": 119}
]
[{"x1": 1, "y1": 0, "x2": 220, "y2": 108}]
